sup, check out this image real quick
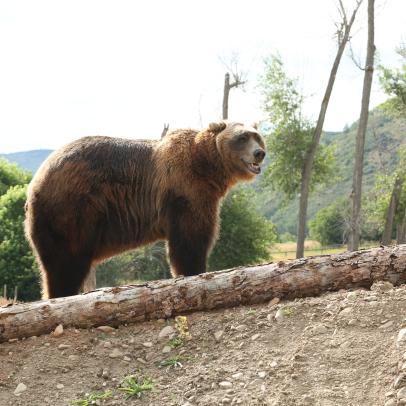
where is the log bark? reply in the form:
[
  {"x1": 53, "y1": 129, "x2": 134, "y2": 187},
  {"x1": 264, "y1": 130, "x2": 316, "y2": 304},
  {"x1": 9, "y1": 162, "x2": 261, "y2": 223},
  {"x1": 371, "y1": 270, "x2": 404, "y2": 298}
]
[{"x1": 2, "y1": 244, "x2": 406, "y2": 343}]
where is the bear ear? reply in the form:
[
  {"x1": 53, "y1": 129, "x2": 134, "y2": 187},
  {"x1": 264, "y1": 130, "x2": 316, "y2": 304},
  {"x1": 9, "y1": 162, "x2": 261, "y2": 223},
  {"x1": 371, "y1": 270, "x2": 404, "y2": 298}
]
[
  {"x1": 208, "y1": 121, "x2": 227, "y2": 135},
  {"x1": 251, "y1": 122, "x2": 258, "y2": 130}
]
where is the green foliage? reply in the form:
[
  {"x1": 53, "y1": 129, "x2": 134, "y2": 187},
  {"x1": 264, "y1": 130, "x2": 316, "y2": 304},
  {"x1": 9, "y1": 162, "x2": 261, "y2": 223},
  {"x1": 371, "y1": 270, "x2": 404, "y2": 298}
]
[
  {"x1": 379, "y1": 46, "x2": 406, "y2": 117},
  {"x1": 96, "y1": 241, "x2": 170, "y2": 288},
  {"x1": 70, "y1": 391, "x2": 112, "y2": 406},
  {"x1": 209, "y1": 188, "x2": 277, "y2": 271},
  {"x1": 309, "y1": 199, "x2": 348, "y2": 245},
  {"x1": 118, "y1": 375, "x2": 153, "y2": 399},
  {"x1": 0, "y1": 185, "x2": 40, "y2": 301},
  {"x1": 0, "y1": 159, "x2": 31, "y2": 196},
  {"x1": 259, "y1": 55, "x2": 336, "y2": 201}
]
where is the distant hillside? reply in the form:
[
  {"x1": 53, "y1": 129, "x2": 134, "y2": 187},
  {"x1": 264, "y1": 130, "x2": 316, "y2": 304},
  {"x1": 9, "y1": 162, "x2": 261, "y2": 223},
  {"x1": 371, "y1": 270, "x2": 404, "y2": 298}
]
[
  {"x1": 257, "y1": 107, "x2": 406, "y2": 235},
  {"x1": 0, "y1": 149, "x2": 52, "y2": 173}
]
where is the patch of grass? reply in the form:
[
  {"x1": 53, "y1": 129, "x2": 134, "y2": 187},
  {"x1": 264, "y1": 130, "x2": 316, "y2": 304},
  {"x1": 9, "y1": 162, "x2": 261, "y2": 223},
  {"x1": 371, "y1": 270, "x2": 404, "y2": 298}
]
[
  {"x1": 282, "y1": 307, "x2": 294, "y2": 317},
  {"x1": 247, "y1": 308, "x2": 257, "y2": 315},
  {"x1": 159, "y1": 355, "x2": 190, "y2": 369},
  {"x1": 70, "y1": 390, "x2": 112, "y2": 405},
  {"x1": 118, "y1": 375, "x2": 153, "y2": 399},
  {"x1": 168, "y1": 337, "x2": 183, "y2": 348}
]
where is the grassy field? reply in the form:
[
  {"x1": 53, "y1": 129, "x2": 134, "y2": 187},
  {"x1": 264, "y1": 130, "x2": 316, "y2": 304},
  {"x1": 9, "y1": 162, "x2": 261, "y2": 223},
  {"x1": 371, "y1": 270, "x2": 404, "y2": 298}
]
[{"x1": 270, "y1": 240, "x2": 378, "y2": 261}]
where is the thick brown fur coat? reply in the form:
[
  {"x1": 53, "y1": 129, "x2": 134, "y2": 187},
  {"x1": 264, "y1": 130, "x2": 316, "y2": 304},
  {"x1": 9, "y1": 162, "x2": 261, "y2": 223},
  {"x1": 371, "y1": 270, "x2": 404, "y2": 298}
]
[{"x1": 25, "y1": 122, "x2": 265, "y2": 298}]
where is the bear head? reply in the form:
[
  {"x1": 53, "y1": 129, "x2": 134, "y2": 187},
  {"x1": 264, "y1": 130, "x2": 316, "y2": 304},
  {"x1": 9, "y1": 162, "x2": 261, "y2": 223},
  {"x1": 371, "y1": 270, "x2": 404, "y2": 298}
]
[{"x1": 211, "y1": 121, "x2": 266, "y2": 180}]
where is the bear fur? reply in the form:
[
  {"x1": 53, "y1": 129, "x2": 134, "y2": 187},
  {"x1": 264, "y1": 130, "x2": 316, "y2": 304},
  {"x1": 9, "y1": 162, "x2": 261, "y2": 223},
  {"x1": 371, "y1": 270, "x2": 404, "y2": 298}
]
[{"x1": 25, "y1": 122, "x2": 266, "y2": 298}]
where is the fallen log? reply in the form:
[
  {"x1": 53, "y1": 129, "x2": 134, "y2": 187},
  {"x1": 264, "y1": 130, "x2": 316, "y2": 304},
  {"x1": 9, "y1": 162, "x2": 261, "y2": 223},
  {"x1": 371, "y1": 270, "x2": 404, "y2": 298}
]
[{"x1": 1, "y1": 244, "x2": 406, "y2": 342}]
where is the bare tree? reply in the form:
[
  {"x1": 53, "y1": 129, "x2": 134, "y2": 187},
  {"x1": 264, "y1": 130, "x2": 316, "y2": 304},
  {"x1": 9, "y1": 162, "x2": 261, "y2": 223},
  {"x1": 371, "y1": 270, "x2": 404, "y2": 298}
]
[
  {"x1": 296, "y1": 0, "x2": 363, "y2": 258},
  {"x1": 221, "y1": 54, "x2": 247, "y2": 120},
  {"x1": 382, "y1": 176, "x2": 403, "y2": 245},
  {"x1": 348, "y1": 0, "x2": 375, "y2": 251},
  {"x1": 161, "y1": 123, "x2": 169, "y2": 138}
]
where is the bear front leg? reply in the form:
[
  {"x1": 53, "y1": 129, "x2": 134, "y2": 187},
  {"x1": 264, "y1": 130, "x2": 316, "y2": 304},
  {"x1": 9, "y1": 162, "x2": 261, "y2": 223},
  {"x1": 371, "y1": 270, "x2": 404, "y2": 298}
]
[
  {"x1": 167, "y1": 198, "x2": 216, "y2": 277},
  {"x1": 167, "y1": 230, "x2": 212, "y2": 277}
]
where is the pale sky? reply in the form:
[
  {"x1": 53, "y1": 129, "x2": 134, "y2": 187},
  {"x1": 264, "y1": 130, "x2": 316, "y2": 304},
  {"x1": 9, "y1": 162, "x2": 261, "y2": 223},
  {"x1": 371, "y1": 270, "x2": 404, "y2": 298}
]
[{"x1": 0, "y1": 0, "x2": 405, "y2": 153}]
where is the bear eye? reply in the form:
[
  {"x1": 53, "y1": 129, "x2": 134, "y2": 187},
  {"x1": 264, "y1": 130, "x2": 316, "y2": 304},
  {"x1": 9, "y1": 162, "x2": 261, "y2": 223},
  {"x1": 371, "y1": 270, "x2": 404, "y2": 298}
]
[{"x1": 238, "y1": 133, "x2": 249, "y2": 142}]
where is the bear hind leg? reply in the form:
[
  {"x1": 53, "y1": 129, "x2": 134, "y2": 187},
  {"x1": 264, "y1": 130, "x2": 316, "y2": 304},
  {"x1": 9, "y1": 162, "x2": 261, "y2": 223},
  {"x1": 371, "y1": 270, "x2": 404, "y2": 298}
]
[{"x1": 39, "y1": 252, "x2": 92, "y2": 299}]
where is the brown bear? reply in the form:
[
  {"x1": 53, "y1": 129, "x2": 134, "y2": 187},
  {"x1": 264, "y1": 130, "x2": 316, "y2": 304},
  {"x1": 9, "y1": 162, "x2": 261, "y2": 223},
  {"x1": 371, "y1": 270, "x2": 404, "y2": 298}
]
[{"x1": 25, "y1": 121, "x2": 266, "y2": 299}]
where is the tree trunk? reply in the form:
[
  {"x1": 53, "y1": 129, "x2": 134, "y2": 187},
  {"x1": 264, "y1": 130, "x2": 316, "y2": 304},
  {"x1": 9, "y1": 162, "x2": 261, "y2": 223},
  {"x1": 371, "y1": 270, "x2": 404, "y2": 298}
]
[
  {"x1": 382, "y1": 177, "x2": 403, "y2": 245},
  {"x1": 398, "y1": 209, "x2": 406, "y2": 244},
  {"x1": 296, "y1": 1, "x2": 362, "y2": 258},
  {"x1": 348, "y1": 0, "x2": 375, "y2": 251},
  {"x1": 223, "y1": 73, "x2": 230, "y2": 120},
  {"x1": 2, "y1": 244, "x2": 406, "y2": 342}
]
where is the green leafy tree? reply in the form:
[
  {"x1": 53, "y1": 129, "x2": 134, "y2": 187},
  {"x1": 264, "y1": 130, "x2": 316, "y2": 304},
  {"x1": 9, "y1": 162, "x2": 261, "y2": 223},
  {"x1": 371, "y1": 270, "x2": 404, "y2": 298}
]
[
  {"x1": 209, "y1": 188, "x2": 277, "y2": 271},
  {"x1": 0, "y1": 159, "x2": 31, "y2": 196},
  {"x1": 260, "y1": 56, "x2": 336, "y2": 201},
  {"x1": 0, "y1": 185, "x2": 40, "y2": 301},
  {"x1": 309, "y1": 199, "x2": 348, "y2": 245},
  {"x1": 379, "y1": 45, "x2": 406, "y2": 118}
]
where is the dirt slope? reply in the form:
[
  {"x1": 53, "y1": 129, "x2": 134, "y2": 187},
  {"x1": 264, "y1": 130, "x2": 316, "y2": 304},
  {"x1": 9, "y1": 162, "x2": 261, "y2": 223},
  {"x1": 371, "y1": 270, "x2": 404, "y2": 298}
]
[{"x1": 0, "y1": 282, "x2": 404, "y2": 406}]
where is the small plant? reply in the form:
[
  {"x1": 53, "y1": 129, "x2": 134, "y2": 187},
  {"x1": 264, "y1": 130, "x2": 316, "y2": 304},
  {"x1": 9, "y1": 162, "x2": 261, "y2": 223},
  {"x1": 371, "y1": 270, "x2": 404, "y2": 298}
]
[
  {"x1": 282, "y1": 307, "x2": 294, "y2": 316},
  {"x1": 175, "y1": 316, "x2": 191, "y2": 340},
  {"x1": 168, "y1": 337, "x2": 183, "y2": 348},
  {"x1": 70, "y1": 390, "x2": 112, "y2": 405},
  {"x1": 118, "y1": 375, "x2": 153, "y2": 399},
  {"x1": 247, "y1": 308, "x2": 257, "y2": 315},
  {"x1": 159, "y1": 355, "x2": 190, "y2": 369}
]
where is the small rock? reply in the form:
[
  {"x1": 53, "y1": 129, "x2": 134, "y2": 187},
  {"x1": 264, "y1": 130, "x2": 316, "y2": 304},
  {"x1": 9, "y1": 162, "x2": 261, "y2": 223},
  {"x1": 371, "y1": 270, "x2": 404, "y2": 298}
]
[
  {"x1": 219, "y1": 381, "x2": 233, "y2": 388},
  {"x1": 232, "y1": 372, "x2": 243, "y2": 380},
  {"x1": 109, "y1": 348, "x2": 124, "y2": 359},
  {"x1": 221, "y1": 398, "x2": 231, "y2": 404},
  {"x1": 380, "y1": 321, "x2": 394, "y2": 329},
  {"x1": 258, "y1": 371, "x2": 266, "y2": 378},
  {"x1": 53, "y1": 324, "x2": 64, "y2": 337},
  {"x1": 123, "y1": 356, "x2": 131, "y2": 362},
  {"x1": 8, "y1": 338, "x2": 18, "y2": 343},
  {"x1": 58, "y1": 344, "x2": 70, "y2": 350},
  {"x1": 136, "y1": 358, "x2": 146, "y2": 364},
  {"x1": 338, "y1": 307, "x2": 352, "y2": 317},
  {"x1": 371, "y1": 281, "x2": 394, "y2": 292},
  {"x1": 364, "y1": 296, "x2": 378, "y2": 302},
  {"x1": 312, "y1": 324, "x2": 328, "y2": 335},
  {"x1": 143, "y1": 342, "x2": 153, "y2": 348},
  {"x1": 235, "y1": 325, "x2": 247, "y2": 332},
  {"x1": 96, "y1": 326, "x2": 116, "y2": 333},
  {"x1": 56, "y1": 383, "x2": 64, "y2": 390},
  {"x1": 384, "y1": 399, "x2": 396, "y2": 406},
  {"x1": 270, "y1": 361, "x2": 278, "y2": 368},
  {"x1": 398, "y1": 387, "x2": 406, "y2": 400},
  {"x1": 398, "y1": 329, "x2": 406, "y2": 347},
  {"x1": 68, "y1": 355, "x2": 78, "y2": 361},
  {"x1": 268, "y1": 297, "x2": 280, "y2": 307},
  {"x1": 394, "y1": 373, "x2": 406, "y2": 389},
  {"x1": 162, "y1": 345, "x2": 171, "y2": 353},
  {"x1": 346, "y1": 291, "x2": 357, "y2": 301},
  {"x1": 275, "y1": 309, "x2": 285, "y2": 322},
  {"x1": 158, "y1": 326, "x2": 175, "y2": 340},
  {"x1": 214, "y1": 330, "x2": 224, "y2": 342},
  {"x1": 348, "y1": 319, "x2": 358, "y2": 326},
  {"x1": 251, "y1": 334, "x2": 260, "y2": 341},
  {"x1": 103, "y1": 341, "x2": 112, "y2": 348},
  {"x1": 14, "y1": 383, "x2": 27, "y2": 396}
]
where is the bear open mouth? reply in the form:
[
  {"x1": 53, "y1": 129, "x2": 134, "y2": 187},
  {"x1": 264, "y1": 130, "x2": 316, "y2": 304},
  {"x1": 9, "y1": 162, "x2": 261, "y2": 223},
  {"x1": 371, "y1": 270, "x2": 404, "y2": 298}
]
[{"x1": 243, "y1": 160, "x2": 261, "y2": 174}]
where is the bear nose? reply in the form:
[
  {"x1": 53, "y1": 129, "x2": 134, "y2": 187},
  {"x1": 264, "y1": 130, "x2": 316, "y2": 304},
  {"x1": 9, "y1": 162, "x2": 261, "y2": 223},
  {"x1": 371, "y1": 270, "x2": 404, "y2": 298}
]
[{"x1": 254, "y1": 149, "x2": 266, "y2": 162}]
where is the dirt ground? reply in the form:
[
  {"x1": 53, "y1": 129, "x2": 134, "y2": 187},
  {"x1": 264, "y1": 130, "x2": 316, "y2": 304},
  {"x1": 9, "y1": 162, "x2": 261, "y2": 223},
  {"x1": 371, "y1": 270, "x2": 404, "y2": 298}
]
[{"x1": 0, "y1": 282, "x2": 405, "y2": 406}]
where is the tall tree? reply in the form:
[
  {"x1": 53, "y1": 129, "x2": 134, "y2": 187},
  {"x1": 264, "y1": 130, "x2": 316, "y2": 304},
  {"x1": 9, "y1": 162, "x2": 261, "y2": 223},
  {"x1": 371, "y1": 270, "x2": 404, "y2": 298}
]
[
  {"x1": 221, "y1": 55, "x2": 246, "y2": 120},
  {"x1": 260, "y1": 55, "x2": 336, "y2": 234},
  {"x1": 296, "y1": 0, "x2": 363, "y2": 258},
  {"x1": 348, "y1": 0, "x2": 375, "y2": 251}
]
